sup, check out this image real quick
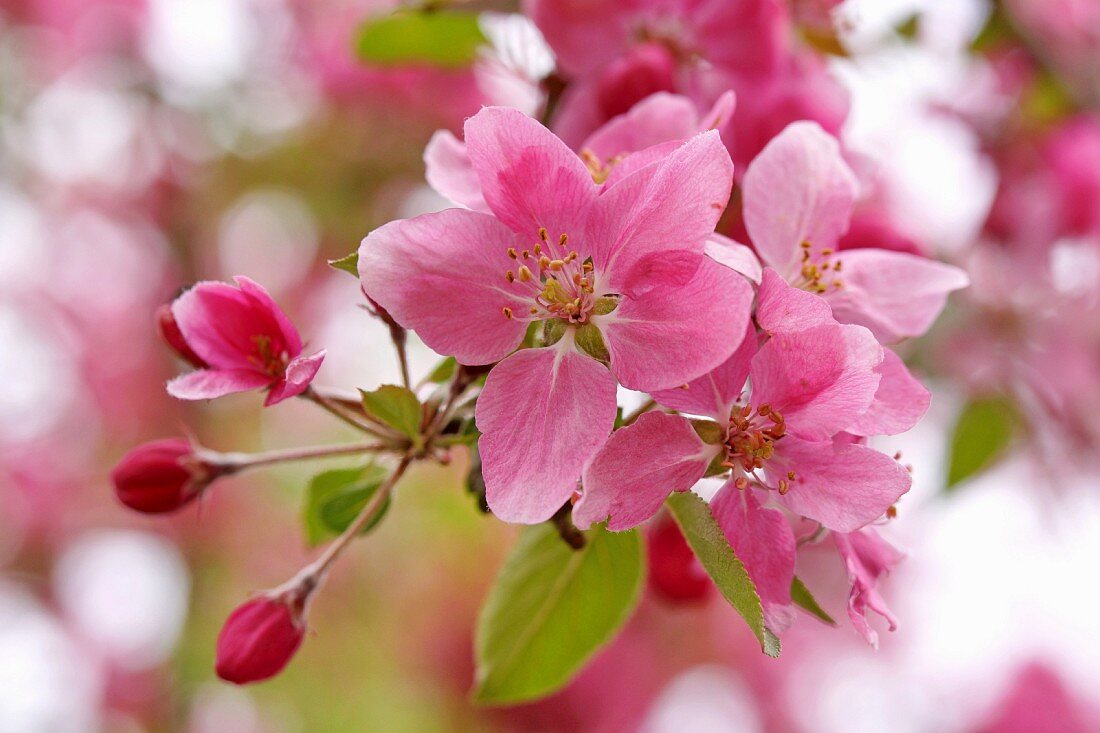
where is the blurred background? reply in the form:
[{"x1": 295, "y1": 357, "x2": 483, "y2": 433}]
[{"x1": 1, "y1": 0, "x2": 1099, "y2": 730}]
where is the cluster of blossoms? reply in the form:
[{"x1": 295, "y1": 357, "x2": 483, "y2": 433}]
[{"x1": 108, "y1": 0, "x2": 966, "y2": 694}]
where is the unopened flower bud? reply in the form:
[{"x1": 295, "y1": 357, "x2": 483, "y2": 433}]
[
  {"x1": 647, "y1": 514, "x2": 712, "y2": 604},
  {"x1": 110, "y1": 439, "x2": 216, "y2": 514},
  {"x1": 215, "y1": 594, "x2": 307, "y2": 685},
  {"x1": 155, "y1": 303, "x2": 208, "y2": 369}
]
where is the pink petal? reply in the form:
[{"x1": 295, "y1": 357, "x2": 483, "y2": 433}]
[
  {"x1": 234, "y1": 276, "x2": 303, "y2": 357},
  {"x1": 652, "y1": 318, "x2": 756, "y2": 420},
  {"x1": 598, "y1": 255, "x2": 754, "y2": 392},
  {"x1": 587, "y1": 130, "x2": 733, "y2": 288},
  {"x1": 849, "y1": 349, "x2": 931, "y2": 436},
  {"x1": 825, "y1": 249, "x2": 970, "y2": 343},
  {"x1": 771, "y1": 437, "x2": 911, "y2": 532},
  {"x1": 264, "y1": 350, "x2": 325, "y2": 406},
  {"x1": 750, "y1": 324, "x2": 883, "y2": 440},
  {"x1": 575, "y1": 411, "x2": 717, "y2": 531},
  {"x1": 600, "y1": 139, "x2": 681, "y2": 189},
  {"x1": 463, "y1": 106, "x2": 596, "y2": 240},
  {"x1": 423, "y1": 129, "x2": 489, "y2": 212},
  {"x1": 742, "y1": 121, "x2": 858, "y2": 274},
  {"x1": 526, "y1": 0, "x2": 628, "y2": 77},
  {"x1": 833, "y1": 528, "x2": 905, "y2": 648},
  {"x1": 476, "y1": 346, "x2": 617, "y2": 524},
  {"x1": 166, "y1": 368, "x2": 273, "y2": 401},
  {"x1": 581, "y1": 92, "x2": 704, "y2": 163},
  {"x1": 755, "y1": 267, "x2": 833, "y2": 334},
  {"x1": 705, "y1": 233, "x2": 762, "y2": 284},
  {"x1": 711, "y1": 482, "x2": 797, "y2": 633},
  {"x1": 172, "y1": 281, "x2": 291, "y2": 371},
  {"x1": 358, "y1": 209, "x2": 529, "y2": 365}
]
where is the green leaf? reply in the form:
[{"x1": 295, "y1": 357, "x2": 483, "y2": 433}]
[
  {"x1": 328, "y1": 251, "x2": 359, "y2": 277},
  {"x1": 666, "y1": 491, "x2": 780, "y2": 657},
  {"x1": 473, "y1": 524, "x2": 644, "y2": 705},
  {"x1": 790, "y1": 576, "x2": 836, "y2": 626},
  {"x1": 303, "y1": 465, "x2": 391, "y2": 546},
  {"x1": 427, "y1": 356, "x2": 457, "y2": 384},
  {"x1": 360, "y1": 385, "x2": 423, "y2": 440},
  {"x1": 356, "y1": 11, "x2": 487, "y2": 69},
  {"x1": 946, "y1": 396, "x2": 1019, "y2": 488}
]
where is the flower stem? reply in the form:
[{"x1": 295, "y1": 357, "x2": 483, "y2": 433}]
[
  {"x1": 206, "y1": 441, "x2": 389, "y2": 472},
  {"x1": 305, "y1": 453, "x2": 414, "y2": 579},
  {"x1": 302, "y1": 387, "x2": 387, "y2": 436}
]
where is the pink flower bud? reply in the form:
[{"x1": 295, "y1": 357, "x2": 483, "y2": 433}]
[
  {"x1": 647, "y1": 514, "x2": 712, "y2": 604},
  {"x1": 155, "y1": 303, "x2": 209, "y2": 369},
  {"x1": 215, "y1": 595, "x2": 306, "y2": 685},
  {"x1": 110, "y1": 439, "x2": 214, "y2": 514}
]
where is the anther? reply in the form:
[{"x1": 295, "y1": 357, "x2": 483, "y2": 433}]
[
  {"x1": 538, "y1": 227, "x2": 548, "y2": 242},
  {"x1": 886, "y1": 505, "x2": 898, "y2": 519},
  {"x1": 518, "y1": 266, "x2": 532, "y2": 282},
  {"x1": 501, "y1": 307, "x2": 513, "y2": 319},
  {"x1": 559, "y1": 233, "x2": 568, "y2": 246},
  {"x1": 507, "y1": 247, "x2": 518, "y2": 259},
  {"x1": 735, "y1": 477, "x2": 749, "y2": 490},
  {"x1": 757, "y1": 404, "x2": 771, "y2": 416},
  {"x1": 505, "y1": 271, "x2": 515, "y2": 283},
  {"x1": 778, "y1": 480, "x2": 790, "y2": 495},
  {"x1": 787, "y1": 470, "x2": 796, "y2": 480}
]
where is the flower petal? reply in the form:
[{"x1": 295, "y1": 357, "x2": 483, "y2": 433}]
[
  {"x1": 358, "y1": 209, "x2": 528, "y2": 365},
  {"x1": 167, "y1": 368, "x2": 273, "y2": 401},
  {"x1": 750, "y1": 323, "x2": 883, "y2": 440},
  {"x1": 476, "y1": 345, "x2": 617, "y2": 524},
  {"x1": 423, "y1": 129, "x2": 489, "y2": 212},
  {"x1": 587, "y1": 130, "x2": 734, "y2": 288},
  {"x1": 463, "y1": 106, "x2": 596, "y2": 240},
  {"x1": 755, "y1": 267, "x2": 833, "y2": 334},
  {"x1": 581, "y1": 92, "x2": 703, "y2": 162},
  {"x1": 825, "y1": 249, "x2": 970, "y2": 343},
  {"x1": 833, "y1": 528, "x2": 905, "y2": 648},
  {"x1": 598, "y1": 255, "x2": 754, "y2": 392},
  {"x1": 264, "y1": 350, "x2": 326, "y2": 406},
  {"x1": 172, "y1": 281, "x2": 290, "y2": 371},
  {"x1": 742, "y1": 121, "x2": 857, "y2": 274},
  {"x1": 848, "y1": 349, "x2": 931, "y2": 436},
  {"x1": 711, "y1": 482, "x2": 797, "y2": 632},
  {"x1": 234, "y1": 276, "x2": 303, "y2": 357},
  {"x1": 575, "y1": 412, "x2": 716, "y2": 531},
  {"x1": 705, "y1": 233, "x2": 762, "y2": 284},
  {"x1": 651, "y1": 317, "x2": 756, "y2": 420},
  {"x1": 771, "y1": 438, "x2": 911, "y2": 532}
]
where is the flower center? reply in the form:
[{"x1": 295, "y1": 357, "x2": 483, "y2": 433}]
[
  {"x1": 795, "y1": 240, "x2": 845, "y2": 294},
  {"x1": 248, "y1": 334, "x2": 288, "y2": 377},
  {"x1": 721, "y1": 403, "x2": 797, "y2": 494},
  {"x1": 501, "y1": 228, "x2": 600, "y2": 324}
]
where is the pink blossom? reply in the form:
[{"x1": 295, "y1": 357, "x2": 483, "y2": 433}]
[
  {"x1": 110, "y1": 439, "x2": 214, "y2": 514},
  {"x1": 424, "y1": 90, "x2": 735, "y2": 210},
  {"x1": 740, "y1": 121, "x2": 969, "y2": 343},
  {"x1": 832, "y1": 528, "x2": 905, "y2": 648},
  {"x1": 216, "y1": 595, "x2": 306, "y2": 685},
  {"x1": 166, "y1": 277, "x2": 325, "y2": 406},
  {"x1": 578, "y1": 320, "x2": 910, "y2": 534},
  {"x1": 526, "y1": 0, "x2": 849, "y2": 167},
  {"x1": 360, "y1": 106, "x2": 751, "y2": 523}
]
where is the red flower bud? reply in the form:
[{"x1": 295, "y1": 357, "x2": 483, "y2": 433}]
[
  {"x1": 156, "y1": 303, "x2": 209, "y2": 369},
  {"x1": 647, "y1": 514, "x2": 713, "y2": 604},
  {"x1": 110, "y1": 439, "x2": 213, "y2": 513},
  {"x1": 215, "y1": 595, "x2": 306, "y2": 685}
]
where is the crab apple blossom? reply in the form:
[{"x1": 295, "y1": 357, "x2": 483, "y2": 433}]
[
  {"x1": 216, "y1": 594, "x2": 308, "y2": 685},
  {"x1": 646, "y1": 513, "x2": 713, "y2": 604},
  {"x1": 832, "y1": 528, "x2": 905, "y2": 648},
  {"x1": 165, "y1": 276, "x2": 325, "y2": 406},
  {"x1": 739, "y1": 121, "x2": 970, "y2": 343},
  {"x1": 110, "y1": 439, "x2": 217, "y2": 514},
  {"x1": 360, "y1": 106, "x2": 752, "y2": 523},
  {"x1": 526, "y1": 0, "x2": 849, "y2": 167},
  {"x1": 577, "y1": 319, "x2": 911, "y2": 535}
]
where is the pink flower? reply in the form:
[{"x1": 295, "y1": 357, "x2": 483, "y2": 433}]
[
  {"x1": 165, "y1": 277, "x2": 325, "y2": 406},
  {"x1": 360, "y1": 106, "x2": 751, "y2": 523},
  {"x1": 577, "y1": 320, "x2": 910, "y2": 535},
  {"x1": 740, "y1": 121, "x2": 969, "y2": 343},
  {"x1": 110, "y1": 438, "x2": 218, "y2": 514},
  {"x1": 646, "y1": 513, "x2": 713, "y2": 604},
  {"x1": 216, "y1": 595, "x2": 307, "y2": 685},
  {"x1": 424, "y1": 90, "x2": 735, "y2": 210},
  {"x1": 832, "y1": 528, "x2": 905, "y2": 648},
  {"x1": 526, "y1": 0, "x2": 849, "y2": 166}
]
